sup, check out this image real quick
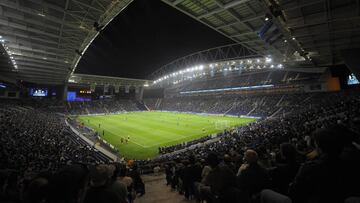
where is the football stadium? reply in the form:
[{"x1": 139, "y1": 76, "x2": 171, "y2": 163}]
[{"x1": 0, "y1": 0, "x2": 360, "y2": 203}]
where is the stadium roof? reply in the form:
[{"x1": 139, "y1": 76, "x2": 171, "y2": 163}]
[
  {"x1": 1, "y1": 0, "x2": 359, "y2": 85},
  {"x1": 69, "y1": 73, "x2": 150, "y2": 87},
  {"x1": 162, "y1": 0, "x2": 360, "y2": 66},
  {"x1": 0, "y1": 0, "x2": 133, "y2": 85}
]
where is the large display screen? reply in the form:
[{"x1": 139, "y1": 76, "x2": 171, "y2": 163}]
[
  {"x1": 347, "y1": 73, "x2": 360, "y2": 85},
  {"x1": 67, "y1": 91, "x2": 77, "y2": 101},
  {"x1": 29, "y1": 88, "x2": 48, "y2": 97},
  {"x1": 67, "y1": 91, "x2": 91, "y2": 101}
]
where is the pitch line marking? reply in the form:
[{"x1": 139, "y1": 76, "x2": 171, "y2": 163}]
[{"x1": 99, "y1": 128, "x2": 150, "y2": 148}]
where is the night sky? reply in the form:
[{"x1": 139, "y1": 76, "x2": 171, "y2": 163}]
[{"x1": 76, "y1": 0, "x2": 233, "y2": 79}]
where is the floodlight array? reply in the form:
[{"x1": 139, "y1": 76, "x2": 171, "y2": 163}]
[
  {"x1": 153, "y1": 57, "x2": 283, "y2": 85},
  {"x1": 180, "y1": 84, "x2": 274, "y2": 94},
  {"x1": 0, "y1": 36, "x2": 18, "y2": 70}
]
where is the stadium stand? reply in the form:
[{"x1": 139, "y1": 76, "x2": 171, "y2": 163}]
[
  {"x1": 0, "y1": 91, "x2": 359, "y2": 203},
  {"x1": 67, "y1": 99, "x2": 139, "y2": 115},
  {"x1": 1, "y1": 0, "x2": 360, "y2": 202},
  {"x1": 1, "y1": 88, "x2": 359, "y2": 202},
  {"x1": 148, "y1": 89, "x2": 360, "y2": 202}
]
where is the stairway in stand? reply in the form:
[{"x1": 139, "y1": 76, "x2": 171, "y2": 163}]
[
  {"x1": 134, "y1": 174, "x2": 195, "y2": 203},
  {"x1": 134, "y1": 100, "x2": 148, "y2": 111}
]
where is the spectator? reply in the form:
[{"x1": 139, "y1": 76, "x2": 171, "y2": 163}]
[
  {"x1": 289, "y1": 127, "x2": 346, "y2": 203},
  {"x1": 236, "y1": 149, "x2": 269, "y2": 198},
  {"x1": 202, "y1": 153, "x2": 237, "y2": 203},
  {"x1": 115, "y1": 164, "x2": 135, "y2": 203},
  {"x1": 268, "y1": 143, "x2": 300, "y2": 195},
  {"x1": 84, "y1": 164, "x2": 127, "y2": 203},
  {"x1": 127, "y1": 162, "x2": 145, "y2": 197}
]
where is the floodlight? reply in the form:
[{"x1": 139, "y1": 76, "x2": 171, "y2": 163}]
[
  {"x1": 265, "y1": 57, "x2": 272, "y2": 63},
  {"x1": 93, "y1": 22, "x2": 104, "y2": 32},
  {"x1": 264, "y1": 13, "x2": 272, "y2": 22}
]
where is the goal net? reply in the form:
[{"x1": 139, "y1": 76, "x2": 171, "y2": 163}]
[{"x1": 214, "y1": 120, "x2": 230, "y2": 130}]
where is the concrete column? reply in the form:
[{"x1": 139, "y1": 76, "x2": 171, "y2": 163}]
[
  {"x1": 136, "y1": 86, "x2": 144, "y2": 101},
  {"x1": 63, "y1": 84, "x2": 68, "y2": 101}
]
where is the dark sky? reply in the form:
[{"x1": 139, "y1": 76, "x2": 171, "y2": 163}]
[{"x1": 76, "y1": 0, "x2": 233, "y2": 79}]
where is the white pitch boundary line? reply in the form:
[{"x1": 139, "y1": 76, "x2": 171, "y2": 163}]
[
  {"x1": 109, "y1": 130, "x2": 206, "y2": 149},
  {"x1": 106, "y1": 121, "x2": 234, "y2": 148},
  {"x1": 97, "y1": 127, "x2": 150, "y2": 148},
  {"x1": 145, "y1": 131, "x2": 213, "y2": 148},
  {"x1": 82, "y1": 112, "x2": 256, "y2": 149}
]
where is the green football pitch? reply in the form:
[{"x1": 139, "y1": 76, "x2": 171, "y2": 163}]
[{"x1": 78, "y1": 111, "x2": 256, "y2": 159}]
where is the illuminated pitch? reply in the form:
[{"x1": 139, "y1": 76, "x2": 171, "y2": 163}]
[{"x1": 78, "y1": 111, "x2": 256, "y2": 159}]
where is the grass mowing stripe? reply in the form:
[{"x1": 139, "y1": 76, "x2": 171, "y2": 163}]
[{"x1": 78, "y1": 112, "x2": 256, "y2": 159}]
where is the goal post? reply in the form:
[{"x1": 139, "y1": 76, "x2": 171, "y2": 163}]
[{"x1": 214, "y1": 120, "x2": 231, "y2": 130}]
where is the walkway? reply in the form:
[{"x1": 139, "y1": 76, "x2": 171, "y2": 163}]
[{"x1": 134, "y1": 174, "x2": 195, "y2": 203}]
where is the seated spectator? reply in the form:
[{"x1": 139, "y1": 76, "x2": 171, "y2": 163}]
[
  {"x1": 268, "y1": 143, "x2": 300, "y2": 195},
  {"x1": 115, "y1": 164, "x2": 135, "y2": 203},
  {"x1": 182, "y1": 156, "x2": 202, "y2": 199},
  {"x1": 84, "y1": 164, "x2": 127, "y2": 203},
  {"x1": 224, "y1": 154, "x2": 237, "y2": 174},
  {"x1": 236, "y1": 149, "x2": 269, "y2": 198},
  {"x1": 23, "y1": 176, "x2": 49, "y2": 203},
  {"x1": 153, "y1": 165, "x2": 161, "y2": 174},
  {"x1": 289, "y1": 127, "x2": 346, "y2": 203},
  {"x1": 336, "y1": 125, "x2": 360, "y2": 198},
  {"x1": 47, "y1": 164, "x2": 89, "y2": 203},
  {"x1": 202, "y1": 153, "x2": 237, "y2": 203},
  {"x1": 127, "y1": 162, "x2": 145, "y2": 197}
]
